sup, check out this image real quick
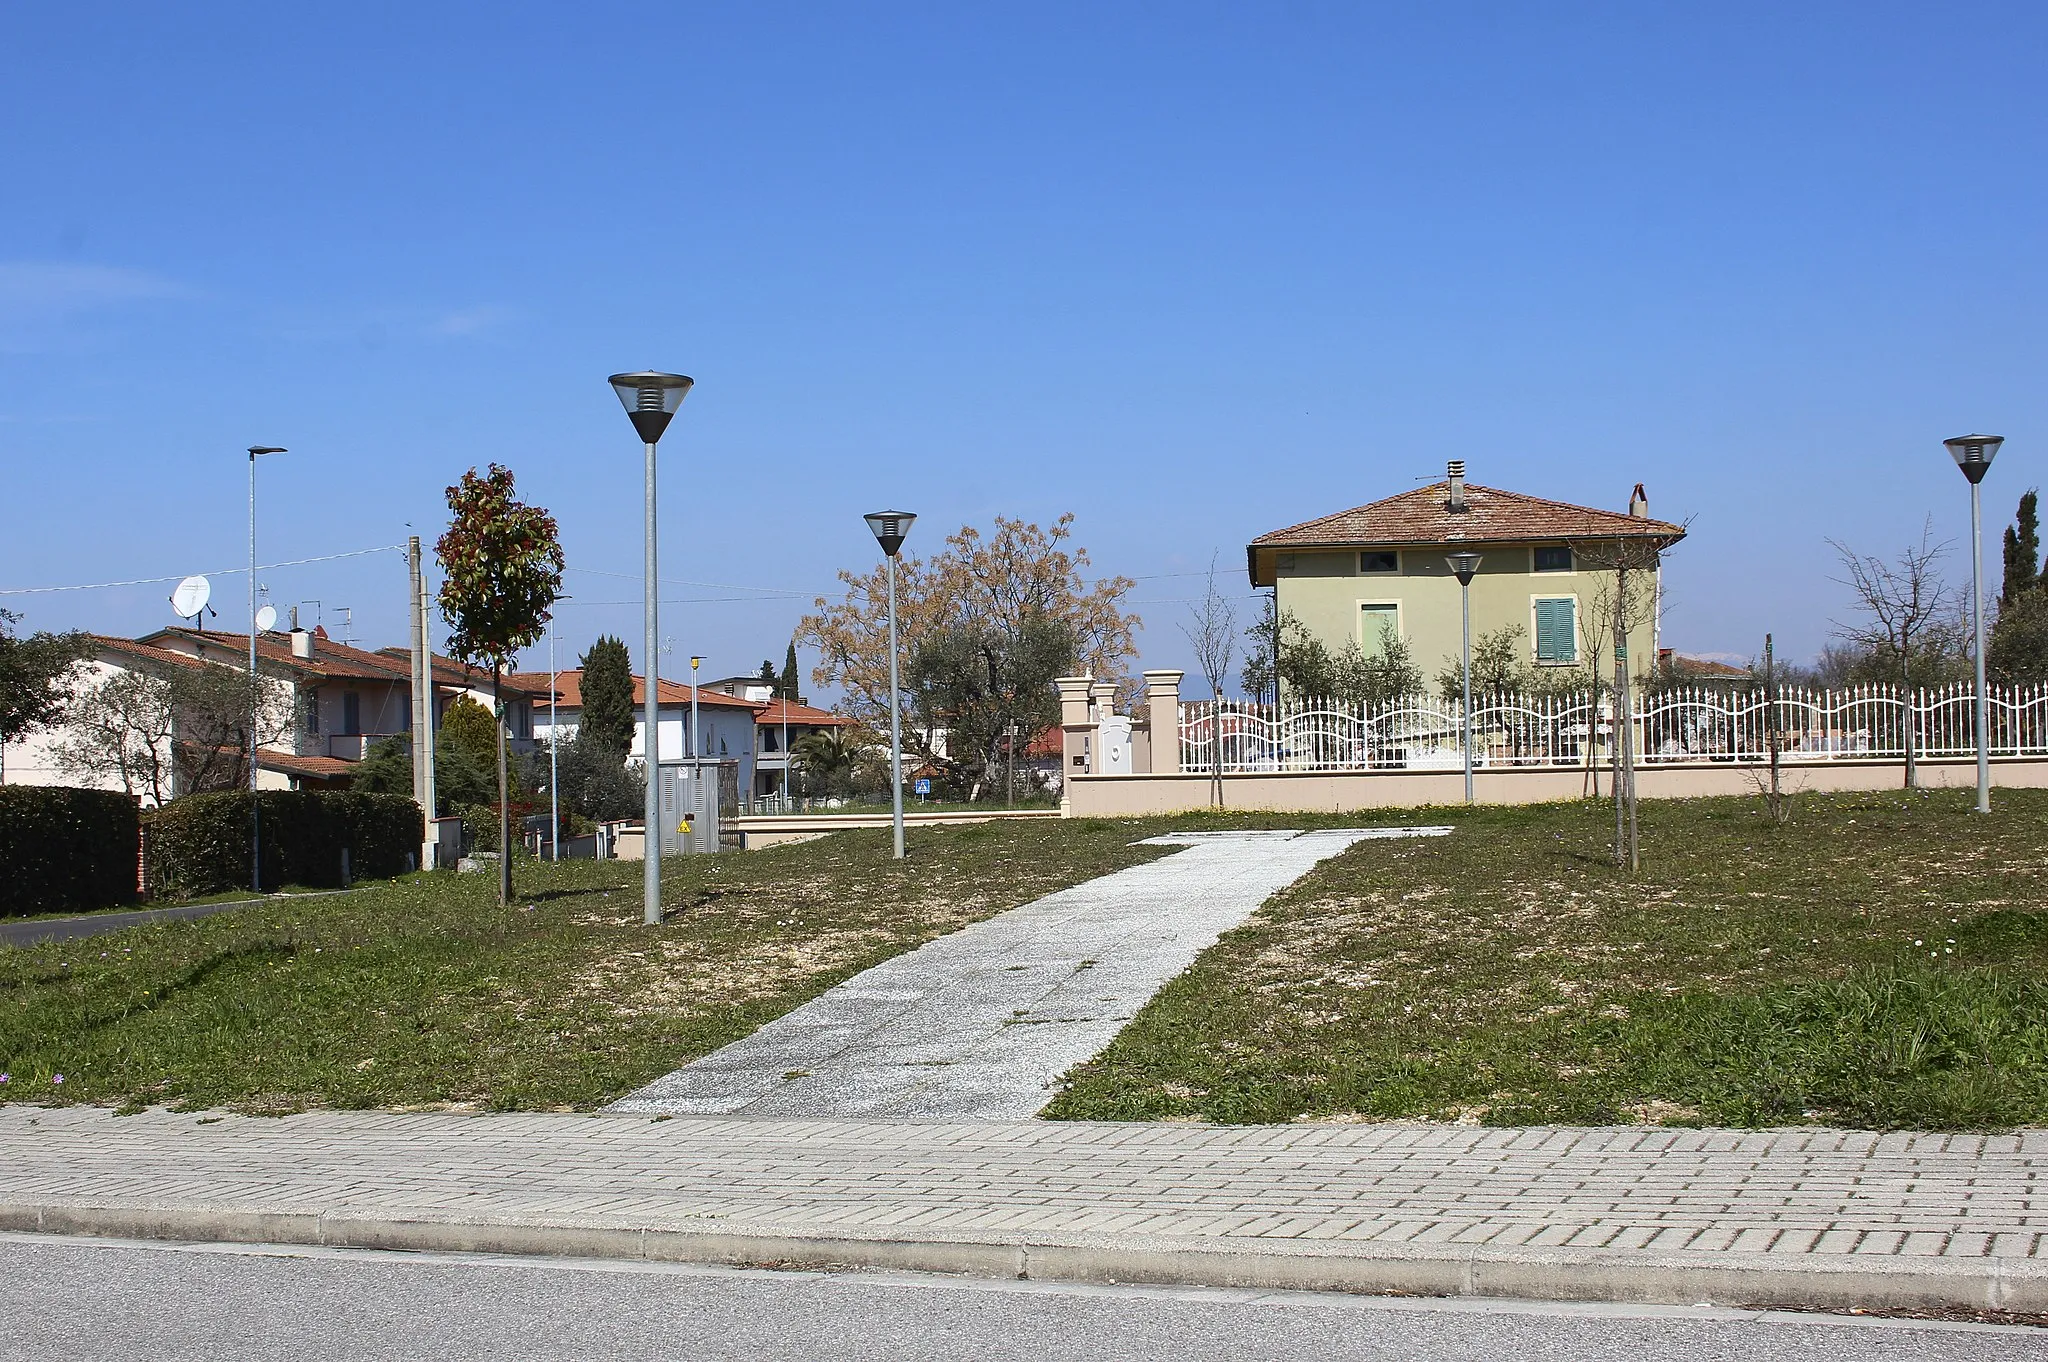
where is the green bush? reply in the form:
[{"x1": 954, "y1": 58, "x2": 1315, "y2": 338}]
[
  {"x1": 458, "y1": 801, "x2": 497, "y2": 854},
  {"x1": 0, "y1": 786, "x2": 139, "y2": 916},
  {"x1": 144, "y1": 791, "x2": 422, "y2": 898}
]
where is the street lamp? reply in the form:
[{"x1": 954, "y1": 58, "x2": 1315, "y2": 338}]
[
  {"x1": 1945, "y1": 433, "x2": 2005, "y2": 815},
  {"x1": 547, "y1": 593, "x2": 572, "y2": 862},
  {"x1": 608, "y1": 371, "x2": 694, "y2": 925},
  {"x1": 690, "y1": 656, "x2": 703, "y2": 760},
  {"x1": 865, "y1": 510, "x2": 915, "y2": 859},
  {"x1": 1446, "y1": 552, "x2": 1483, "y2": 805},
  {"x1": 247, "y1": 446, "x2": 286, "y2": 892}
]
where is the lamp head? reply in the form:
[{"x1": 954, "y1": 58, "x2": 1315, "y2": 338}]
[
  {"x1": 1944, "y1": 434, "x2": 2003, "y2": 485},
  {"x1": 865, "y1": 510, "x2": 916, "y2": 557},
  {"x1": 249, "y1": 446, "x2": 287, "y2": 458},
  {"x1": 1445, "y1": 551, "x2": 1483, "y2": 586},
  {"x1": 608, "y1": 372, "x2": 694, "y2": 445}
]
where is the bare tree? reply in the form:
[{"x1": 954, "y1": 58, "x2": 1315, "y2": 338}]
[
  {"x1": 1829, "y1": 520, "x2": 1957, "y2": 789},
  {"x1": 1182, "y1": 554, "x2": 1238, "y2": 808},
  {"x1": 1575, "y1": 533, "x2": 1679, "y2": 872}
]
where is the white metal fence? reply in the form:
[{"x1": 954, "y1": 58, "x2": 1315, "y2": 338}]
[{"x1": 1179, "y1": 684, "x2": 2048, "y2": 774}]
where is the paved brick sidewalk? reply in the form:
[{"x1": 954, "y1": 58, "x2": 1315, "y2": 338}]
[{"x1": 3, "y1": 1106, "x2": 2043, "y2": 1310}]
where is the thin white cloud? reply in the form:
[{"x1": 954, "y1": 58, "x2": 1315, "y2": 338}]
[
  {"x1": 0, "y1": 261, "x2": 195, "y2": 352},
  {"x1": 0, "y1": 261, "x2": 193, "y2": 313},
  {"x1": 429, "y1": 305, "x2": 515, "y2": 338}
]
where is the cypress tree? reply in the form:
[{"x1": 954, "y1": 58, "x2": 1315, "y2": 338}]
[
  {"x1": 2004, "y1": 490, "x2": 2041, "y2": 604},
  {"x1": 578, "y1": 635, "x2": 636, "y2": 759},
  {"x1": 781, "y1": 641, "x2": 800, "y2": 702}
]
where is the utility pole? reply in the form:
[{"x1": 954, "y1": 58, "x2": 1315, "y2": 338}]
[{"x1": 409, "y1": 539, "x2": 437, "y2": 868}]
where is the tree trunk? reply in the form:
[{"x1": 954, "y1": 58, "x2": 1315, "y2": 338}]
[
  {"x1": 1612, "y1": 605, "x2": 1626, "y2": 866},
  {"x1": 1212, "y1": 690, "x2": 1225, "y2": 808},
  {"x1": 1901, "y1": 667, "x2": 1918, "y2": 790},
  {"x1": 494, "y1": 664, "x2": 511, "y2": 907}
]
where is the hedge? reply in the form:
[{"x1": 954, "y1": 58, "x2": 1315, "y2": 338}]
[
  {"x1": 144, "y1": 790, "x2": 423, "y2": 898},
  {"x1": 0, "y1": 786, "x2": 140, "y2": 917}
]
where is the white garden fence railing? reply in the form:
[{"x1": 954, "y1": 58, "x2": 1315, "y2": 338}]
[{"x1": 1179, "y1": 684, "x2": 2048, "y2": 775}]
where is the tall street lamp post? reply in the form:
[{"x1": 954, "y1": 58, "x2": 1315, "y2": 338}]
[
  {"x1": 1945, "y1": 433, "x2": 2005, "y2": 815},
  {"x1": 548, "y1": 594, "x2": 572, "y2": 861},
  {"x1": 608, "y1": 371, "x2": 694, "y2": 925},
  {"x1": 1446, "y1": 552, "x2": 1483, "y2": 805},
  {"x1": 864, "y1": 511, "x2": 915, "y2": 859},
  {"x1": 690, "y1": 656, "x2": 703, "y2": 760},
  {"x1": 247, "y1": 446, "x2": 287, "y2": 891}
]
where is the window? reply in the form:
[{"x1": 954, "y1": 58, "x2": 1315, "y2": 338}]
[
  {"x1": 1359, "y1": 550, "x2": 1399, "y2": 574},
  {"x1": 342, "y1": 691, "x2": 361, "y2": 736},
  {"x1": 306, "y1": 694, "x2": 320, "y2": 736},
  {"x1": 1359, "y1": 603, "x2": 1400, "y2": 657},
  {"x1": 1534, "y1": 545, "x2": 1574, "y2": 573},
  {"x1": 1534, "y1": 598, "x2": 1577, "y2": 664}
]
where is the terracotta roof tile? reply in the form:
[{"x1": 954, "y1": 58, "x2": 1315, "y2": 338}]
[
  {"x1": 141, "y1": 630, "x2": 546, "y2": 698},
  {"x1": 88, "y1": 634, "x2": 207, "y2": 669},
  {"x1": 256, "y1": 751, "x2": 357, "y2": 780},
  {"x1": 503, "y1": 669, "x2": 766, "y2": 712},
  {"x1": 753, "y1": 698, "x2": 850, "y2": 728},
  {"x1": 1252, "y1": 482, "x2": 1685, "y2": 552}
]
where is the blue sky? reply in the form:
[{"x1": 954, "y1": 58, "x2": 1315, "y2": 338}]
[{"x1": 2, "y1": 3, "x2": 2042, "y2": 688}]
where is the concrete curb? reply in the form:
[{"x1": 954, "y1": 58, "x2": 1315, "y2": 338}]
[{"x1": 5, "y1": 1198, "x2": 2045, "y2": 1313}]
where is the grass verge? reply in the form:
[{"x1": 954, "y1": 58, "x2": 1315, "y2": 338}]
[
  {"x1": 1045, "y1": 789, "x2": 2048, "y2": 1129},
  {"x1": 0, "y1": 819, "x2": 1175, "y2": 1114}
]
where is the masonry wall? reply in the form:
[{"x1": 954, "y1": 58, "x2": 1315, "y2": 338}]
[{"x1": 1065, "y1": 756, "x2": 2048, "y2": 817}]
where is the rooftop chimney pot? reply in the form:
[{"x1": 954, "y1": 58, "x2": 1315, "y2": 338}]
[
  {"x1": 1447, "y1": 460, "x2": 1468, "y2": 513},
  {"x1": 1629, "y1": 482, "x2": 1648, "y2": 518}
]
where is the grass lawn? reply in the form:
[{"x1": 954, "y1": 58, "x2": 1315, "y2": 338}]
[
  {"x1": 0, "y1": 819, "x2": 1174, "y2": 1114},
  {"x1": 1045, "y1": 789, "x2": 2048, "y2": 1130}
]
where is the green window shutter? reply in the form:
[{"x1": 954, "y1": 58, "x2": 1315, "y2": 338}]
[
  {"x1": 1360, "y1": 604, "x2": 1399, "y2": 658},
  {"x1": 1535, "y1": 598, "x2": 1575, "y2": 662}
]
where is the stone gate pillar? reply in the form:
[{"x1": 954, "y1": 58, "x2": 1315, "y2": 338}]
[
  {"x1": 1055, "y1": 676, "x2": 1097, "y2": 804},
  {"x1": 1143, "y1": 670, "x2": 1184, "y2": 775}
]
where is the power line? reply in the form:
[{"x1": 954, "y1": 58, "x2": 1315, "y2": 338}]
[
  {"x1": 564, "y1": 565, "x2": 812, "y2": 597},
  {"x1": 0, "y1": 544, "x2": 407, "y2": 597}
]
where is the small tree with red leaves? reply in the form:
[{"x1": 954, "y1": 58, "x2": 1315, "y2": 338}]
[{"x1": 436, "y1": 464, "x2": 564, "y2": 905}]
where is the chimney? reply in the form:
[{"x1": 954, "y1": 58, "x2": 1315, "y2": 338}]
[
  {"x1": 1629, "y1": 482, "x2": 1648, "y2": 518},
  {"x1": 291, "y1": 628, "x2": 314, "y2": 660},
  {"x1": 1446, "y1": 460, "x2": 1467, "y2": 513}
]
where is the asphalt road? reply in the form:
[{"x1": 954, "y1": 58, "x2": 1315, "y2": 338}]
[{"x1": 4, "y1": 1234, "x2": 2043, "y2": 1361}]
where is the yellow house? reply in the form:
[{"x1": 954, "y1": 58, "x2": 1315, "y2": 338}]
[{"x1": 1246, "y1": 461, "x2": 1686, "y2": 697}]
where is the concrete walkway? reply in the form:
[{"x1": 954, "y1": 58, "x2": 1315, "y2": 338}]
[
  {"x1": 2, "y1": 1107, "x2": 2044, "y2": 1313},
  {"x1": 610, "y1": 829, "x2": 1438, "y2": 1119}
]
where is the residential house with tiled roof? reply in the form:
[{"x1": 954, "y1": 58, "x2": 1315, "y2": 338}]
[
  {"x1": 0, "y1": 634, "x2": 206, "y2": 802},
  {"x1": 750, "y1": 697, "x2": 851, "y2": 805},
  {"x1": 1247, "y1": 462, "x2": 1686, "y2": 696},
  {"x1": 143, "y1": 626, "x2": 546, "y2": 789},
  {"x1": 2, "y1": 624, "x2": 548, "y2": 802},
  {"x1": 510, "y1": 668, "x2": 764, "y2": 790}
]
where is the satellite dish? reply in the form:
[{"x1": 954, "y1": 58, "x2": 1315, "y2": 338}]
[
  {"x1": 255, "y1": 604, "x2": 279, "y2": 633},
  {"x1": 170, "y1": 575, "x2": 212, "y2": 620}
]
